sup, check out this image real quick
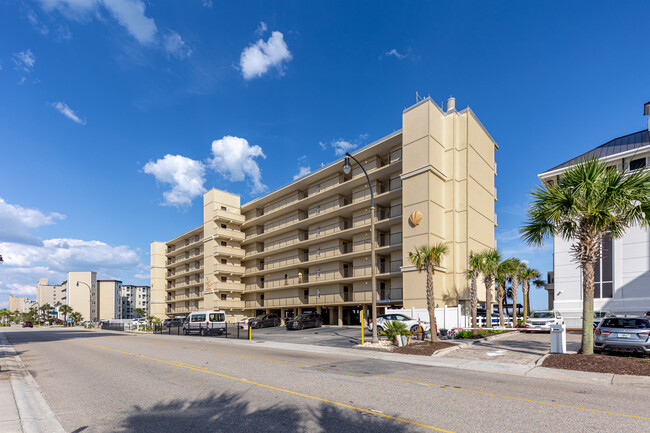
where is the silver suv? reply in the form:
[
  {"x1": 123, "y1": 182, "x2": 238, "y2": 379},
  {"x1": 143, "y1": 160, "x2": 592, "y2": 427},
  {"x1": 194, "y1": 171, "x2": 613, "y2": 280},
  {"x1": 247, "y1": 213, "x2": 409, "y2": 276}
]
[{"x1": 594, "y1": 317, "x2": 650, "y2": 355}]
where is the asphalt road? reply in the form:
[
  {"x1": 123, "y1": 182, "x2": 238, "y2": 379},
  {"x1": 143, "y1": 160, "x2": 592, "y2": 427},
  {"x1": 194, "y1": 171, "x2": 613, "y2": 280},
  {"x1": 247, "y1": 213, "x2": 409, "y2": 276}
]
[
  {"x1": 4, "y1": 327, "x2": 649, "y2": 433},
  {"x1": 249, "y1": 324, "x2": 370, "y2": 347}
]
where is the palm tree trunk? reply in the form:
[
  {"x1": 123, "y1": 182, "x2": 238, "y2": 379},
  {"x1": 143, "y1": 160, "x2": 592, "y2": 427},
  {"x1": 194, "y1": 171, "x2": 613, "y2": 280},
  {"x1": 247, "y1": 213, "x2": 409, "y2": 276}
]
[
  {"x1": 497, "y1": 289, "x2": 504, "y2": 327},
  {"x1": 485, "y1": 278, "x2": 493, "y2": 329},
  {"x1": 511, "y1": 277, "x2": 518, "y2": 327},
  {"x1": 580, "y1": 260, "x2": 595, "y2": 354},
  {"x1": 522, "y1": 281, "x2": 530, "y2": 323},
  {"x1": 427, "y1": 264, "x2": 438, "y2": 343},
  {"x1": 471, "y1": 274, "x2": 478, "y2": 335}
]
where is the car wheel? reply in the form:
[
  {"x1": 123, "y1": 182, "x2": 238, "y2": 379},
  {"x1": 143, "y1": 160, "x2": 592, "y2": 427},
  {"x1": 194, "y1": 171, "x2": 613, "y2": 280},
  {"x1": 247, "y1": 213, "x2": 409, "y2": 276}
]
[
  {"x1": 274, "y1": 319, "x2": 280, "y2": 327},
  {"x1": 316, "y1": 321, "x2": 322, "y2": 328},
  {"x1": 410, "y1": 325, "x2": 420, "y2": 335},
  {"x1": 298, "y1": 323, "x2": 304, "y2": 330},
  {"x1": 184, "y1": 329, "x2": 189, "y2": 335}
]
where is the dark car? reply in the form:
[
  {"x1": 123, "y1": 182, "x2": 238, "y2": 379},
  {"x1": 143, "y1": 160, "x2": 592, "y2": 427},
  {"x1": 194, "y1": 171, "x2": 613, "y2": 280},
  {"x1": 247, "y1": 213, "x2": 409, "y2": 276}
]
[
  {"x1": 286, "y1": 313, "x2": 323, "y2": 330},
  {"x1": 594, "y1": 317, "x2": 650, "y2": 354},
  {"x1": 166, "y1": 318, "x2": 184, "y2": 327},
  {"x1": 22, "y1": 321, "x2": 33, "y2": 328},
  {"x1": 250, "y1": 314, "x2": 280, "y2": 329}
]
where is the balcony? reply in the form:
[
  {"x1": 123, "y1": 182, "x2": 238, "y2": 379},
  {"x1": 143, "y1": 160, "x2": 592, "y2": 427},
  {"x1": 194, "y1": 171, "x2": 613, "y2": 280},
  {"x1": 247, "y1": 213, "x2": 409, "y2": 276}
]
[
  {"x1": 213, "y1": 245, "x2": 245, "y2": 259},
  {"x1": 214, "y1": 227, "x2": 245, "y2": 242},
  {"x1": 213, "y1": 281, "x2": 244, "y2": 292},
  {"x1": 214, "y1": 263, "x2": 245, "y2": 275},
  {"x1": 379, "y1": 287, "x2": 403, "y2": 302},
  {"x1": 214, "y1": 299, "x2": 244, "y2": 310},
  {"x1": 213, "y1": 209, "x2": 245, "y2": 224}
]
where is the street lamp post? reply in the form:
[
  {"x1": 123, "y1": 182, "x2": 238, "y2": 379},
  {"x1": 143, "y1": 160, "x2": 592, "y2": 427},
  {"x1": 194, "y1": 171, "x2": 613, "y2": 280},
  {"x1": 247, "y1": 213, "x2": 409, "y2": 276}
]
[
  {"x1": 77, "y1": 281, "x2": 94, "y2": 322},
  {"x1": 342, "y1": 152, "x2": 378, "y2": 344}
]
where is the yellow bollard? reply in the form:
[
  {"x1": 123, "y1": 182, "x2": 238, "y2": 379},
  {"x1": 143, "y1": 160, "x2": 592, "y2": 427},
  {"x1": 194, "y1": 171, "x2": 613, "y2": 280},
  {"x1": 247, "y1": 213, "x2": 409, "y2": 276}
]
[
  {"x1": 360, "y1": 310, "x2": 364, "y2": 345},
  {"x1": 248, "y1": 323, "x2": 252, "y2": 340}
]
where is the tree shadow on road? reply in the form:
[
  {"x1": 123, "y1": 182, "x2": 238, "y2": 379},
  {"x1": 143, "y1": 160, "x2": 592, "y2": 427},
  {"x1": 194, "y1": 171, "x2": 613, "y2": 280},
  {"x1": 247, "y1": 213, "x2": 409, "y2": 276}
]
[{"x1": 113, "y1": 392, "x2": 415, "y2": 433}]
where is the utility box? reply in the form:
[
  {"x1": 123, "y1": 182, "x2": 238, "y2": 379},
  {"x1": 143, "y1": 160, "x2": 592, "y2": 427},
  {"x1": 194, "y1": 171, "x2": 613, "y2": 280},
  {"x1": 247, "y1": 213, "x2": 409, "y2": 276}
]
[{"x1": 550, "y1": 324, "x2": 566, "y2": 354}]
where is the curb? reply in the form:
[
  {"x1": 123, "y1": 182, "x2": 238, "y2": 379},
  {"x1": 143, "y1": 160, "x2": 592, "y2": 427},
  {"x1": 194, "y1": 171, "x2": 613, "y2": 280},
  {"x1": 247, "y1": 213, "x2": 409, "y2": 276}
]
[{"x1": 0, "y1": 332, "x2": 66, "y2": 433}]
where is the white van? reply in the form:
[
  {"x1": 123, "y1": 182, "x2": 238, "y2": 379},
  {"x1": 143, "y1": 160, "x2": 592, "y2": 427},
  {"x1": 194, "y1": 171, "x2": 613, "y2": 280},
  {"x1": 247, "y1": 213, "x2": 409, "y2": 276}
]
[{"x1": 182, "y1": 310, "x2": 226, "y2": 336}]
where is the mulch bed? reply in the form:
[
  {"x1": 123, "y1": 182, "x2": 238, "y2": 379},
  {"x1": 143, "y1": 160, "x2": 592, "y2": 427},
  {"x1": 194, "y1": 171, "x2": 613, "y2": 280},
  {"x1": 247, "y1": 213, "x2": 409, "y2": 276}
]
[
  {"x1": 543, "y1": 354, "x2": 650, "y2": 376},
  {"x1": 391, "y1": 341, "x2": 457, "y2": 356}
]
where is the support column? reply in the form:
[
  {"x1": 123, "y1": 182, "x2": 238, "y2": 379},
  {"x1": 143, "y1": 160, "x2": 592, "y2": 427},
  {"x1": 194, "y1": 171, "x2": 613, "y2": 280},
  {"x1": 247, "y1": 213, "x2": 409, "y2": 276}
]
[
  {"x1": 297, "y1": 307, "x2": 302, "y2": 315},
  {"x1": 337, "y1": 305, "x2": 343, "y2": 326},
  {"x1": 280, "y1": 308, "x2": 286, "y2": 324},
  {"x1": 316, "y1": 306, "x2": 321, "y2": 314}
]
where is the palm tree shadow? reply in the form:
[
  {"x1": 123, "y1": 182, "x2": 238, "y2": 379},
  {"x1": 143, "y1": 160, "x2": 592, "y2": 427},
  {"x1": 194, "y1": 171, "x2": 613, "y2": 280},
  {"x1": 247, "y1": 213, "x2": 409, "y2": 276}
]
[{"x1": 115, "y1": 392, "x2": 414, "y2": 433}]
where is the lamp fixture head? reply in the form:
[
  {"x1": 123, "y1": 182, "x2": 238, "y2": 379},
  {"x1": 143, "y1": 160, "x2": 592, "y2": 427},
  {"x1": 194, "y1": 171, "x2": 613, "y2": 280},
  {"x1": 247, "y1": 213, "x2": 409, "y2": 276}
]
[{"x1": 342, "y1": 155, "x2": 351, "y2": 175}]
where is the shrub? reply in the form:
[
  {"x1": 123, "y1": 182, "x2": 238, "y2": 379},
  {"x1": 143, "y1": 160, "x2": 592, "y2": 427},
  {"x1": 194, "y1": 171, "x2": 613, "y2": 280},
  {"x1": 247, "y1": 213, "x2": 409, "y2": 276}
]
[{"x1": 380, "y1": 320, "x2": 409, "y2": 343}]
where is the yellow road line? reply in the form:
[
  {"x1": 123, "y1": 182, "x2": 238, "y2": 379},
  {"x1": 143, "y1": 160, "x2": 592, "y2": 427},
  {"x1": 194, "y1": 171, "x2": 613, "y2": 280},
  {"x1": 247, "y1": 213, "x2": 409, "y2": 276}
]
[
  {"x1": 71, "y1": 335, "x2": 650, "y2": 421},
  {"x1": 72, "y1": 340, "x2": 452, "y2": 432}
]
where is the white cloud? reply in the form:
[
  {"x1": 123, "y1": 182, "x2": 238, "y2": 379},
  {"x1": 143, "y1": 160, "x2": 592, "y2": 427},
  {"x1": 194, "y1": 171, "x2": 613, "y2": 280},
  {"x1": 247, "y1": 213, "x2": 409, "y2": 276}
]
[
  {"x1": 381, "y1": 48, "x2": 406, "y2": 60},
  {"x1": 255, "y1": 21, "x2": 267, "y2": 36},
  {"x1": 37, "y1": 0, "x2": 156, "y2": 44},
  {"x1": 51, "y1": 101, "x2": 86, "y2": 125},
  {"x1": 143, "y1": 154, "x2": 207, "y2": 206},
  {"x1": 209, "y1": 136, "x2": 266, "y2": 194},
  {"x1": 13, "y1": 50, "x2": 36, "y2": 72},
  {"x1": 202, "y1": 0, "x2": 213, "y2": 8},
  {"x1": 320, "y1": 134, "x2": 369, "y2": 157},
  {"x1": 0, "y1": 197, "x2": 65, "y2": 245},
  {"x1": 164, "y1": 31, "x2": 193, "y2": 59},
  {"x1": 293, "y1": 166, "x2": 311, "y2": 181},
  {"x1": 27, "y1": 9, "x2": 50, "y2": 35},
  {"x1": 240, "y1": 31, "x2": 292, "y2": 80}
]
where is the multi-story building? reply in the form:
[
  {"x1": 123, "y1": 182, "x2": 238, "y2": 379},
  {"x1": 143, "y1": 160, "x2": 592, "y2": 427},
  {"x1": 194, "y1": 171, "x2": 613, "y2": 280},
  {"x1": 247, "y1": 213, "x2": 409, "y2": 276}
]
[
  {"x1": 97, "y1": 280, "x2": 123, "y2": 320},
  {"x1": 538, "y1": 103, "x2": 650, "y2": 327},
  {"x1": 151, "y1": 97, "x2": 498, "y2": 324},
  {"x1": 37, "y1": 278, "x2": 67, "y2": 308},
  {"x1": 120, "y1": 285, "x2": 151, "y2": 319},
  {"x1": 9, "y1": 295, "x2": 37, "y2": 313}
]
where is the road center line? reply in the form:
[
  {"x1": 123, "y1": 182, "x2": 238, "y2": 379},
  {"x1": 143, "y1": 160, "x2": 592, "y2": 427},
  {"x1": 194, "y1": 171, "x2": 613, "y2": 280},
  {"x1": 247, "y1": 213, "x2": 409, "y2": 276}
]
[
  {"x1": 72, "y1": 340, "x2": 453, "y2": 432},
  {"x1": 96, "y1": 336, "x2": 650, "y2": 421}
]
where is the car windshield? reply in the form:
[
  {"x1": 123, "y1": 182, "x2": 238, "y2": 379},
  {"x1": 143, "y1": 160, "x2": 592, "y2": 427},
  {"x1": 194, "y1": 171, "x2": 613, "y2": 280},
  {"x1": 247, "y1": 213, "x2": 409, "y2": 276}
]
[
  {"x1": 255, "y1": 315, "x2": 265, "y2": 319},
  {"x1": 294, "y1": 315, "x2": 308, "y2": 320},
  {"x1": 601, "y1": 318, "x2": 650, "y2": 329},
  {"x1": 530, "y1": 312, "x2": 553, "y2": 318}
]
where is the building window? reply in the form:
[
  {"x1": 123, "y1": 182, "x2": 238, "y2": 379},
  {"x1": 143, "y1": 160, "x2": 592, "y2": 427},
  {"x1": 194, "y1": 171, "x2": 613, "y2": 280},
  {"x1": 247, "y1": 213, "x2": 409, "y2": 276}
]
[
  {"x1": 221, "y1": 241, "x2": 227, "y2": 246},
  {"x1": 220, "y1": 276, "x2": 227, "y2": 282},
  {"x1": 221, "y1": 224, "x2": 227, "y2": 229},
  {"x1": 316, "y1": 268, "x2": 321, "y2": 278},
  {"x1": 594, "y1": 234, "x2": 613, "y2": 298},
  {"x1": 317, "y1": 247, "x2": 320, "y2": 257},
  {"x1": 303, "y1": 289, "x2": 309, "y2": 301},
  {"x1": 220, "y1": 294, "x2": 227, "y2": 301},
  {"x1": 316, "y1": 225, "x2": 320, "y2": 235},
  {"x1": 316, "y1": 205, "x2": 320, "y2": 214},
  {"x1": 629, "y1": 158, "x2": 646, "y2": 171},
  {"x1": 221, "y1": 206, "x2": 227, "y2": 211},
  {"x1": 316, "y1": 184, "x2": 320, "y2": 193},
  {"x1": 221, "y1": 259, "x2": 227, "y2": 264}
]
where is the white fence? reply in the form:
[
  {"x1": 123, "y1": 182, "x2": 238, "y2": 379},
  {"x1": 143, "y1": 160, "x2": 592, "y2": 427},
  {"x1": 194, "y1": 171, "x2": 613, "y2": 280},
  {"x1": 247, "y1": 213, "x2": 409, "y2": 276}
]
[{"x1": 384, "y1": 306, "x2": 518, "y2": 329}]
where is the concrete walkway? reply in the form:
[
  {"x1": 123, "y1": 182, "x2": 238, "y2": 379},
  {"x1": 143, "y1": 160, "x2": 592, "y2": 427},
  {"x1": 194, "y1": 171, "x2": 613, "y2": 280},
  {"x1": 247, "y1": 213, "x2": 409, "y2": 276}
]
[
  {"x1": 0, "y1": 332, "x2": 66, "y2": 433},
  {"x1": 439, "y1": 331, "x2": 582, "y2": 365}
]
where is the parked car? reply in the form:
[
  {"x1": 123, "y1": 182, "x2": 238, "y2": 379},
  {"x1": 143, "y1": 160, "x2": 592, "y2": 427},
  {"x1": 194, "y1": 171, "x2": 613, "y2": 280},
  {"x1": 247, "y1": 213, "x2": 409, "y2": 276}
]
[
  {"x1": 525, "y1": 310, "x2": 564, "y2": 331},
  {"x1": 477, "y1": 313, "x2": 500, "y2": 326},
  {"x1": 131, "y1": 318, "x2": 147, "y2": 327},
  {"x1": 82, "y1": 321, "x2": 92, "y2": 327},
  {"x1": 22, "y1": 321, "x2": 33, "y2": 328},
  {"x1": 368, "y1": 314, "x2": 431, "y2": 334},
  {"x1": 249, "y1": 314, "x2": 281, "y2": 329},
  {"x1": 593, "y1": 310, "x2": 613, "y2": 329},
  {"x1": 594, "y1": 317, "x2": 650, "y2": 354},
  {"x1": 238, "y1": 317, "x2": 254, "y2": 329},
  {"x1": 164, "y1": 318, "x2": 184, "y2": 328},
  {"x1": 182, "y1": 310, "x2": 226, "y2": 336},
  {"x1": 286, "y1": 313, "x2": 323, "y2": 330}
]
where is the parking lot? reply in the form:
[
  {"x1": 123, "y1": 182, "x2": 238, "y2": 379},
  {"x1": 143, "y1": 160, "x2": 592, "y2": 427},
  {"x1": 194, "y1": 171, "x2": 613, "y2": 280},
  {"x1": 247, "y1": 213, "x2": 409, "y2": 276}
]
[{"x1": 248, "y1": 325, "x2": 371, "y2": 347}]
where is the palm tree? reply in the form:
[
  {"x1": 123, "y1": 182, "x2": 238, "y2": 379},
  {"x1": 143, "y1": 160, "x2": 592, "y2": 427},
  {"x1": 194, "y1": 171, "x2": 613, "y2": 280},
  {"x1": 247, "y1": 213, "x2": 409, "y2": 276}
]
[
  {"x1": 70, "y1": 312, "x2": 83, "y2": 325},
  {"x1": 59, "y1": 305, "x2": 73, "y2": 326},
  {"x1": 520, "y1": 266, "x2": 540, "y2": 323},
  {"x1": 0, "y1": 308, "x2": 10, "y2": 326},
  {"x1": 503, "y1": 258, "x2": 523, "y2": 327},
  {"x1": 521, "y1": 157, "x2": 650, "y2": 354},
  {"x1": 408, "y1": 243, "x2": 448, "y2": 343},
  {"x1": 495, "y1": 263, "x2": 508, "y2": 326},
  {"x1": 39, "y1": 303, "x2": 52, "y2": 323},
  {"x1": 467, "y1": 251, "x2": 482, "y2": 331},
  {"x1": 134, "y1": 308, "x2": 146, "y2": 318},
  {"x1": 479, "y1": 249, "x2": 501, "y2": 329}
]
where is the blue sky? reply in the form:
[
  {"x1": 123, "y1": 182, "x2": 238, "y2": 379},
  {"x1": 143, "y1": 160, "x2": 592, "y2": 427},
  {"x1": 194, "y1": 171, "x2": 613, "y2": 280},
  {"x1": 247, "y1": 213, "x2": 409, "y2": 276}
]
[{"x1": 1, "y1": 1, "x2": 649, "y2": 311}]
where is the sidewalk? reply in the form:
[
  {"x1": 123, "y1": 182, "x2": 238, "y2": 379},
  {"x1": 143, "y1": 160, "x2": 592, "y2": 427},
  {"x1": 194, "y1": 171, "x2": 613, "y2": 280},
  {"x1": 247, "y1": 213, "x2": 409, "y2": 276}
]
[{"x1": 0, "y1": 332, "x2": 66, "y2": 433}]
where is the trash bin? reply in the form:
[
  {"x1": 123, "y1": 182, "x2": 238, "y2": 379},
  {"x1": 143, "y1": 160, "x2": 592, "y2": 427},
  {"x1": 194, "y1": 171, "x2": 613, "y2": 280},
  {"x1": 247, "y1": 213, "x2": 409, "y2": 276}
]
[{"x1": 550, "y1": 324, "x2": 566, "y2": 354}]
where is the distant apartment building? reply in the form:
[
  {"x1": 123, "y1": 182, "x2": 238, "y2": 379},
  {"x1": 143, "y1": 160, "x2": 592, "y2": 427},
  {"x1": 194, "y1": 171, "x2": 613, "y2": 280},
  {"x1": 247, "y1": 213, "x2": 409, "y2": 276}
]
[
  {"x1": 151, "y1": 97, "x2": 498, "y2": 324},
  {"x1": 8, "y1": 295, "x2": 37, "y2": 313},
  {"x1": 36, "y1": 272, "x2": 149, "y2": 321},
  {"x1": 538, "y1": 103, "x2": 650, "y2": 327},
  {"x1": 120, "y1": 285, "x2": 151, "y2": 319}
]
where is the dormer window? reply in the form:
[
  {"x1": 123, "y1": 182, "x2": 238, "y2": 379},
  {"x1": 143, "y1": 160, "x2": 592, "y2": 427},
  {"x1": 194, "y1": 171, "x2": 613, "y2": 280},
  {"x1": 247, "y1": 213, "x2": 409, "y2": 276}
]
[{"x1": 630, "y1": 158, "x2": 646, "y2": 171}]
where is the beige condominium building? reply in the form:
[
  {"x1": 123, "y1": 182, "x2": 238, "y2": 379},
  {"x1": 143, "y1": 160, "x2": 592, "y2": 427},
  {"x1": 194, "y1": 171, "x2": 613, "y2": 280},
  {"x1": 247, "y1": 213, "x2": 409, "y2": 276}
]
[
  {"x1": 9, "y1": 295, "x2": 37, "y2": 313},
  {"x1": 151, "y1": 97, "x2": 497, "y2": 325}
]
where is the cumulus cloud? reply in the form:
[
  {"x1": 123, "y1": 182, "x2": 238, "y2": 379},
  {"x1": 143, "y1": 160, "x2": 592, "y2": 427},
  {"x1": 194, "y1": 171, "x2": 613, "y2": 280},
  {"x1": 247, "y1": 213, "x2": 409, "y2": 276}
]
[
  {"x1": 0, "y1": 197, "x2": 65, "y2": 245},
  {"x1": 144, "y1": 155, "x2": 206, "y2": 206},
  {"x1": 13, "y1": 50, "x2": 36, "y2": 72},
  {"x1": 51, "y1": 101, "x2": 86, "y2": 125},
  {"x1": 164, "y1": 31, "x2": 193, "y2": 59},
  {"x1": 293, "y1": 166, "x2": 311, "y2": 181},
  {"x1": 240, "y1": 31, "x2": 292, "y2": 80},
  {"x1": 320, "y1": 134, "x2": 369, "y2": 157},
  {"x1": 202, "y1": 0, "x2": 213, "y2": 8},
  {"x1": 37, "y1": 0, "x2": 157, "y2": 44},
  {"x1": 209, "y1": 136, "x2": 266, "y2": 194},
  {"x1": 380, "y1": 48, "x2": 407, "y2": 60}
]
